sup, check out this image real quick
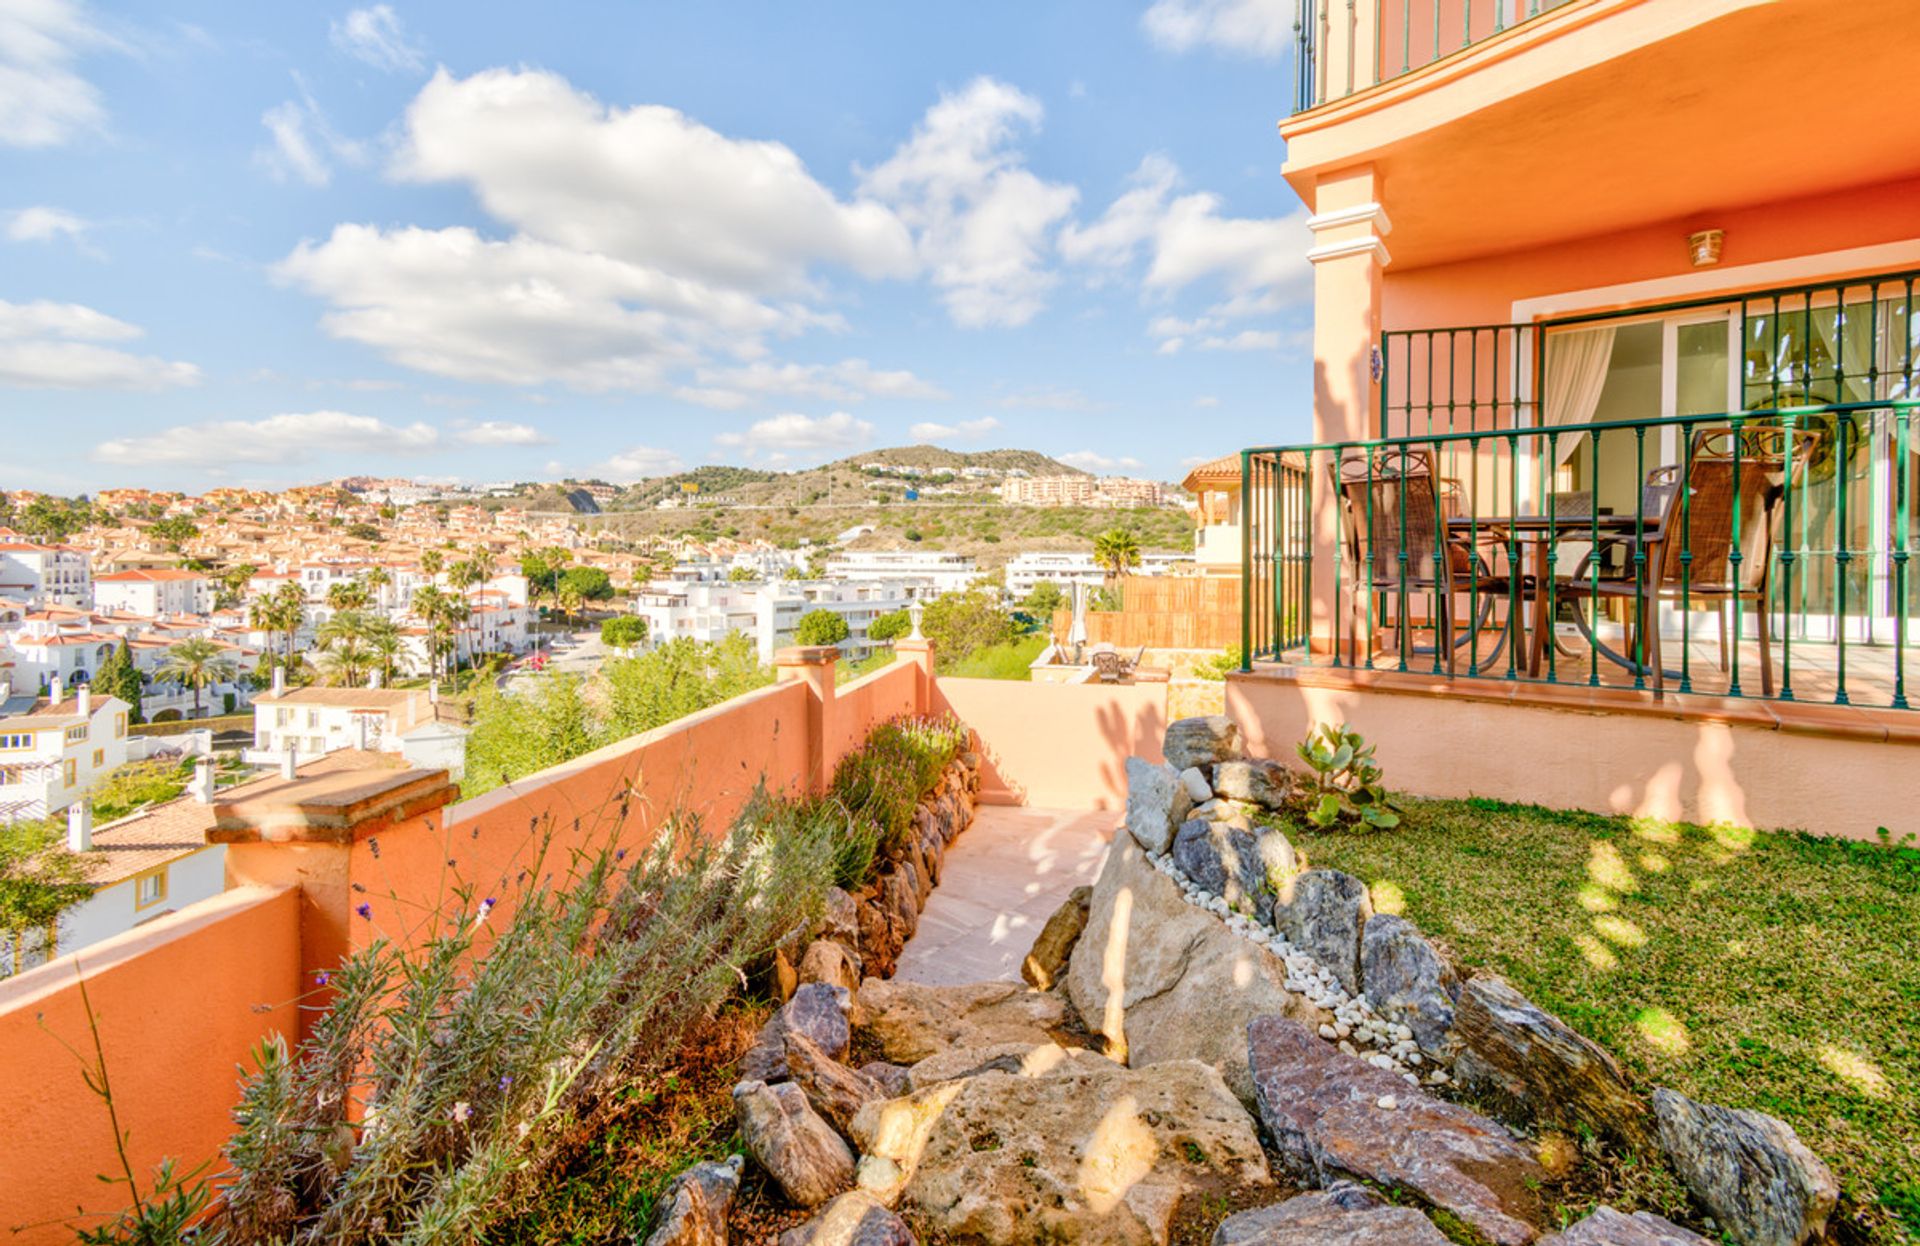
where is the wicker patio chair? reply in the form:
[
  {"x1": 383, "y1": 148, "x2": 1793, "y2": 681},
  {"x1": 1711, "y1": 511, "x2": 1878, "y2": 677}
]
[
  {"x1": 1090, "y1": 649, "x2": 1129, "y2": 683},
  {"x1": 1558, "y1": 425, "x2": 1815, "y2": 696}
]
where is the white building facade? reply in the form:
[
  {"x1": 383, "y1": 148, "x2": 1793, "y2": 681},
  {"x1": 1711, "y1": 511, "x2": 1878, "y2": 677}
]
[
  {"x1": 92, "y1": 569, "x2": 211, "y2": 617},
  {"x1": 0, "y1": 684, "x2": 130, "y2": 823},
  {"x1": 633, "y1": 579, "x2": 926, "y2": 664},
  {"x1": 0, "y1": 538, "x2": 92, "y2": 607}
]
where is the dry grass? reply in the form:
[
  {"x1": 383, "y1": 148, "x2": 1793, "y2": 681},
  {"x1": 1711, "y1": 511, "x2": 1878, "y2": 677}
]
[{"x1": 1285, "y1": 799, "x2": 1920, "y2": 1245}]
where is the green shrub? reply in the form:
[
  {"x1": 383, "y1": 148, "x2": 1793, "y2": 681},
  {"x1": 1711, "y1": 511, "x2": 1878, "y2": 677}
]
[
  {"x1": 826, "y1": 715, "x2": 969, "y2": 869},
  {"x1": 1194, "y1": 646, "x2": 1243, "y2": 682},
  {"x1": 866, "y1": 609, "x2": 911, "y2": 644},
  {"x1": 945, "y1": 635, "x2": 1045, "y2": 681},
  {"x1": 794, "y1": 609, "x2": 850, "y2": 647},
  {"x1": 1296, "y1": 722, "x2": 1399, "y2": 830},
  {"x1": 211, "y1": 799, "x2": 837, "y2": 1243}
]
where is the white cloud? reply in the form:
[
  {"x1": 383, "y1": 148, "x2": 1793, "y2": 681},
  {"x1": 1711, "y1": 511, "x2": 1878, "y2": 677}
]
[
  {"x1": 1193, "y1": 394, "x2": 1220, "y2": 408},
  {"x1": 909, "y1": 416, "x2": 1000, "y2": 442},
  {"x1": 1063, "y1": 156, "x2": 1311, "y2": 313},
  {"x1": 0, "y1": 297, "x2": 200, "y2": 389},
  {"x1": 716, "y1": 411, "x2": 873, "y2": 460},
  {"x1": 1141, "y1": 0, "x2": 1294, "y2": 58},
  {"x1": 257, "y1": 79, "x2": 365, "y2": 187},
  {"x1": 5, "y1": 205, "x2": 96, "y2": 255},
  {"x1": 600, "y1": 445, "x2": 685, "y2": 481},
  {"x1": 0, "y1": 0, "x2": 115, "y2": 148},
  {"x1": 859, "y1": 77, "x2": 1077, "y2": 328},
  {"x1": 456, "y1": 420, "x2": 548, "y2": 446},
  {"x1": 393, "y1": 68, "x2": 914, "y2": 292},
  {"x1": 330, "y1": 5, "x2": 423, "y2": 73},
  {"x1": 1059, "y1": 450, "x2": 1145, "y2": 472},
  {"x1": 276, "y1": 224, "x2": 822, "y2": 390},
  {"x1": 93, "y1": 411, "x2": 436, "y2": 466},
  {"x1": 280, "y1": 68, "x2": 940, "y2": 394},
  {"x1": 681, "y1": 358, "x2": 948, "y2": 408}
]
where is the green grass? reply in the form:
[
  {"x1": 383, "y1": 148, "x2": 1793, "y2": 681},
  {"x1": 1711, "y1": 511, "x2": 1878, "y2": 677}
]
[
  {"x1": 943, "y1": 634, "x2": 1047, "y2": 680},
  {"x1": 1284, "y1": 798, "x2": 1920, "y2": 1244}
]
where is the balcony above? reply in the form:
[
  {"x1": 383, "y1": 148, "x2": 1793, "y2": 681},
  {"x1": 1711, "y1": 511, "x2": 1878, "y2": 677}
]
[{"x1": 1282, "y1": 0, "x2": 1920, "y2": 270}]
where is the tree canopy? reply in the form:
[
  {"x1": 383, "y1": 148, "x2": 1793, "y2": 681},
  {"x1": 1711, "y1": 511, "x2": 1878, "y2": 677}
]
[
  {"x1": 794, "y1": 609, "x2": 851, "y2": 647},
  {"x1": 922, "y1": 588, "x2": 1013, "y2": 668},
  {"x1": 600, "y1": 615, "x2": 648, "y2": 650},
  {"x1": 866, "y1": 609, "x2": 912, "y2": 644}
]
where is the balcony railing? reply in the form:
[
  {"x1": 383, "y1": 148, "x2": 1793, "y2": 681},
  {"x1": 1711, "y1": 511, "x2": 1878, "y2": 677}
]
[
  {"x1": 1241, "y1": 396, "x2": 1920, "y2": 710},
  {"x1": 1293, "y1": 0, "x2": 1572, "y2": 113}
]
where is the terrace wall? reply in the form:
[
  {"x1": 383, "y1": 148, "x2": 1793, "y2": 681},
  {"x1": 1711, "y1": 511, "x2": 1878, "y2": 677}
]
[
  {"x1": 1, "y1": 647, "x2": 1161, "y2": 1238},
  {"x1": 0, "y1": 887, "x2": 302, "y2": 1241},
  {"x1": 1229, "y1": 667, "x2": 1920, "y2": 840}
]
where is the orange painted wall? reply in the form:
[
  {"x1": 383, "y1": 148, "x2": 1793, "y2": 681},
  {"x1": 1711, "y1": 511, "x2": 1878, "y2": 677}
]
[
  {"x1": 827, "y1": 661, "x2": 921, "y2": 776},
  {"x1": 1384, "y1": 174, "x2": 1920, "y2": 334},
  {"x1": 0, "y1": 887, "x2": 302, "y2": 1243},
  {"x1": 1227, "y1": 675, "x2": 1913, "y2": 840},
  {"x1": 933, "y1": 677, "x2": 1168, "y2": 810},
  {"x1": 354, "y1": 680, "x2": 818, "y2": 951}
]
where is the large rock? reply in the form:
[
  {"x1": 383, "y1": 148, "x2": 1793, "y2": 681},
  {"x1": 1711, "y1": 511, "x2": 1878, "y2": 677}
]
[
  {"x1": 1248, "y1": 1015, "x2": 1547, "y2": 1246},
  {"x1": 742, "y1": 983, "x2": 856, "y2": 1085},
  {"x1": 1359, "y1": 914, "x2": 1460, "y2": 1055},
  {"x1": 856, "y1": 1056, "x2": 1271, "y2": 1246},
  {"x1": 643, "y1": 1155, "x2": 743, "y2": 1246},
  {"x1": 904, "y1": 1040, "x2": 1115, "y2": 1091},
  {"x1": 855, "y1": 978, "x2": 1064, "y2": 1065},
  {"x1": 1211, "y1": 759, "x2": 1293, "y2": 810},
  {"x1": 1171, "y1": 820, "x2": 1297, "y2": 923},
  {"x1": 1453, "y1": 975, "x2": 1648, "y2": 1148},
  {"x1": 734, "y1": 1079, "x2": 856, "y2": 1209},
  {"x1": 1651, "y1": 1088, "x2": 1837, "y2": 1246},
  {"x1": 779, "y1": 1191, "x2": 917, "y2": 1246},
  {"x1": 1538, "y1": 1206, "x2": 1711, "y2": 1245},
  {"x1": 1164, "y1": 716, "x2": 1241, "y2": 772},
  {"x1": 1020, "y1": 885, "x2": 1091, "y2": 991},
  {"x1": 786, "y1": 1030, "x2": 886, "y2": 1139},
  {"x1": 1212, "y1": 1184, "x2": 1451, "y2": 1246},
  {"x1": 1272, "y1": 869, "x2": 1371, "y2": 994},
  {"x1": 822, "y1": 886, "x2": 862, "y2": 950},
  {"x1": 1123, "y1": 757, "x2": 1191, "y2": 855},
  {"x1": 799, "y1": 939, "x2": 863, "y2": 996},
  {"x1": 1066, "y1": 830, "x2": 1320, "y2": 1104}
]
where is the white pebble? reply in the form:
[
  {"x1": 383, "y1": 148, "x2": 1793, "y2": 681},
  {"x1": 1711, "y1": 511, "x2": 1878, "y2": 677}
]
[
  {"x1": 1333, "y1": 1022, "x2": 1351, "y2": 1039},
  {"x1": 1374, "y1": 1095, "x2": 1397, "y2": 1110},
  {"x1": 1366, "y1": 1054, "x2": 1395, "y2": 1071},
  {"x1": 1403, "y1": 1072, "x2": 1420, "y2": 1086},
  {"x1": 1406, "y1": 1051, "x2": 1424, "y2": 1066},
  {"x1": 1318, "y1": 1024, "x2": 1338, "y2": 1041},
  {"x1": 1337, "y1": 1040, "x2": 1357, "y2": 1057}
]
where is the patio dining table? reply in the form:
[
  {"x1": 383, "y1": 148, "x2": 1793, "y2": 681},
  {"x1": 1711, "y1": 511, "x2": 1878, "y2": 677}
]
[{"x1": 1447, "y1": 513, "x2": 1648, "y2": 677}]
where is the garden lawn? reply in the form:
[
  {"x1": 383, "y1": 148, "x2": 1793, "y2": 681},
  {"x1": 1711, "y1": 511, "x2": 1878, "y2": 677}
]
[
  {"x1": 1288, "y1": 798, "x2": 1920, "y2": 1244},
  {"x1": 943, "y1": 634, "x2": 1047, "y2": 680}
]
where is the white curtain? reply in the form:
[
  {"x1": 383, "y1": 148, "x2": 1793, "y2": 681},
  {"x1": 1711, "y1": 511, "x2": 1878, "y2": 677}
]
[{"x1": 1543, "y1": 326, "x2": 1617, "y2": 465}]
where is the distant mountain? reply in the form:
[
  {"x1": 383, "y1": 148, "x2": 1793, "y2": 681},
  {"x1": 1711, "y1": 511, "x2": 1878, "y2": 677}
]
[
  {"x1": 827, "y1": 445, "x2": 1089, "y2": 476},
  {"x1": 604, "y1": 446, "x2": 1088, "y2": 511}
]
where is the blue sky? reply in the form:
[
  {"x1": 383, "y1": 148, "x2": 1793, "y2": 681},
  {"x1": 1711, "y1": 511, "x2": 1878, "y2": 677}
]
[{"x1": 1, "y1": 0, "x2": 1313, "y2": 494}]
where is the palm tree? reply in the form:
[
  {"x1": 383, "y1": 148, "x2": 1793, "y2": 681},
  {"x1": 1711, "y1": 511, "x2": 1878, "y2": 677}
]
[
  {"x1": 1092, "y1": 528, "x2": 1143, "y2": 583},
  {"x1": 556, "y1": 581, "x2": 583, "y2": 626},
  {"x1": 326, "y1": 579, "x2": 369, "y2": 613},
  {"x1": 316, "y1": 610, "x2": 376, "y2": 687},
  {"x1": 269, "y1": 581, "x2": 307, "y2": 668},
  {"x1": 362, "y1": 565, "x2": 392, "y2": 609},
  {"x1": 410, "y1": 586, "x2": 464, "y2": 682},
  {"x1": 420, "y1": 549, "x2": 445, "y2": 581},
  {"x1": 157, "y1": 638, "x2": 237, "y2": 719},
  {"x1": 362, "y1": 615, "x2": 403, "y2": 686},
  {"x1": 447, "y1": 559, "x2": 485, "y2": 596}
]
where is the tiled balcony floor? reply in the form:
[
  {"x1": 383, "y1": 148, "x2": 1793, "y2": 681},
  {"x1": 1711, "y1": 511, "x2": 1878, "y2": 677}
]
[{"x1": 894, "y1": 806, "x2": 1114, "y2": 987}]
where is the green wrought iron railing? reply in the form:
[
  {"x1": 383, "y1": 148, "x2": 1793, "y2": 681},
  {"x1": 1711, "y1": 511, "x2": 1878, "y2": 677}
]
[
  {"x1": 1293, "y1": 0, "x2": 1573, "y2": 113},
  {"x1": 1241, "y1": 396, "x2": 1920, "y2": 710}
]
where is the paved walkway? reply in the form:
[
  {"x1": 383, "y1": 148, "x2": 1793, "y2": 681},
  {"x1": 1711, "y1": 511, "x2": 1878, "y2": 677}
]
[{"x1": 894, "y1": 806, "x2": 1115, "y2": 986}]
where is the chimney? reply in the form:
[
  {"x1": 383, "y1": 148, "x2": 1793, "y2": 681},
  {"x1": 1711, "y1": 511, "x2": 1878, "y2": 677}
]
[
  {"x1": 67, "y1": 801, "x2": 92, "y2": 853},
  {"x1": 190, "y1": 758, "x2": 216, "y2": 803},
  {"x1": 78, "y1": 685, "x2": 90, "y2": 717},
  {"x1": 272, "y1": 664, "x2": 286, "y2": 697},
  {"x1": 50, "y1": 674, "x2": 63, "y2": 705},
  {"x1": 281, "y1": 741, "x2": 298, "y2": 780}
]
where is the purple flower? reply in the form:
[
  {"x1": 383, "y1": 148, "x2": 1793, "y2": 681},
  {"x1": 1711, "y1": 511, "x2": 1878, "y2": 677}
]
[
  {"x1": 615, "y1": 849, "x2": 627, "y2": 862},
  {"x1": 367, "y1": 838, "x2": 380, "y2": 859},
  {"x1": 498, "y1": 1076, "x2": 513, "y2": 1092},
  {"x1": 356, "y1": 903, "x2": 372, "y2": 920},
  {"x1": 315, "y1": 971, "x2": 330, "y2": 987}
]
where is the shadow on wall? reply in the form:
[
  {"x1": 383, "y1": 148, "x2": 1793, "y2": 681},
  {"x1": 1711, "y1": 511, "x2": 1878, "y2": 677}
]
[{"x1": 933, "y1": 678, "x2": 1167, "y2": 810}]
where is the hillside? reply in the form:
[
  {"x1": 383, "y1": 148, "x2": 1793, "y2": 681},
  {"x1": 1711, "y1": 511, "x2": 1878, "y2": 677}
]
[
  {"x1": 586, "y1": 500, "x2": 1193, "y2": 570},
  {"x1": 828, "y1": 445, "x2": 1087, "y2": 475},
  {"x1": 604, "y1": 445, "x2": 1092, "y2": 513}
]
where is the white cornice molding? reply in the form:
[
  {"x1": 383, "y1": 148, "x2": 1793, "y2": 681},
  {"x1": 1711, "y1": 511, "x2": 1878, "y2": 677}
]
[
  {"x1": 1306, "y1": 202, "x2": 1392, "y2": 238},
  {"x1": 1306, "y1": 236, "x2": 1392, "y2": 267}
]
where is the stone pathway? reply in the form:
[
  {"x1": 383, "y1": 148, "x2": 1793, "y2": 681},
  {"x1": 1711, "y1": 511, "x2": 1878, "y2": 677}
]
[{"x1": 894, "y1": 805, "x2": 1114, "y2": 986}]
